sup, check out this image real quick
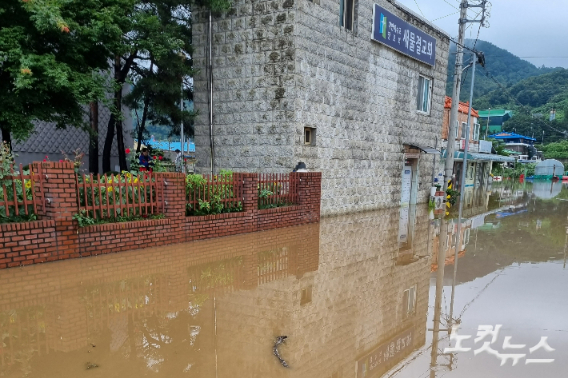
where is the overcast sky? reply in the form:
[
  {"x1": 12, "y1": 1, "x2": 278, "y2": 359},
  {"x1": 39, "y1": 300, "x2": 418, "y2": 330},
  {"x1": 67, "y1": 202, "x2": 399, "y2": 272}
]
[{"x1": 395, "y1": 0, "x2": 568, "y2": 68}]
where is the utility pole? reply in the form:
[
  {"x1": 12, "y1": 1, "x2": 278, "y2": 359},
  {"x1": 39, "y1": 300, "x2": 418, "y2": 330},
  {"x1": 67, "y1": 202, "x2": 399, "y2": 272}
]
[
  {"x1": 484, "y1": 107, "x2": 491, "y2": 140},
  {"x1": 444, "y1": 0, "x2": 488, "y2": 191}
]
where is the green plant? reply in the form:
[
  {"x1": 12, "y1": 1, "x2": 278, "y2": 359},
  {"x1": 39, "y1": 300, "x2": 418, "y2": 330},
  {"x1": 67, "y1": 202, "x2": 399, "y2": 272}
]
[
  {"x1": 73, "y1": 210, "x2": 165, "y2": 228},
  {"x1": 73, "y1": 210, "x2": 96, "y2": 228},
  {"x1": 75, "y1": 171, "x2": 157, "y2": 219},
  {"x1": 446, "y1": 187, "x2": 460, "y2": 206},
  {"x1": 428, "y1": 198, "x2": 436, "y2": 210},
  {"x1": 0, "y1": 142, "x2": 37, "y2": 223},
  {"x1": 185, "y1": 171, "x2": 242, "y2": 216}
]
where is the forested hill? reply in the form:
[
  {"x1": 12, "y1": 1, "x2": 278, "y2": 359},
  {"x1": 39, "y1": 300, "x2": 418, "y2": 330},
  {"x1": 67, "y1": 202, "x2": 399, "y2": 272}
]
[
  {"x1": 473, "y1": 68, "x2": 568, "y2": 110},
  {"x1": 446, "y1": 39, "x2": 555, "y2": 101},
  {"x1": 472, "y1": 68, "x2": 568, "y2": 145}
]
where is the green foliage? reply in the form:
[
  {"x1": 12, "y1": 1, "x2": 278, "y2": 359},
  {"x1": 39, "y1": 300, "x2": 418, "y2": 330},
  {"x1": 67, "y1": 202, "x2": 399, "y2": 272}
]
[
  {"x1": 0, "y1": 142, "x2": 37, "y2": 223},
  {"x1": 76, "y1": 172, "x2": 158, "y2": 219},
  {"x1": 185, "y1": 171, "x2": 243, "y2": 216},
  {"x1": 540, "y1": 140, "x2": 568, "y2": 159},
  {"x1": 0, "y1": 0, "x2": 124, "y2": 142},
  {"x1": 73, "y1": 209, "x2": 164, "y2": 228},
  {"x1": 488, "y1": 138, "x2": 510, "y2": 157},
  {"x1": 257, "y1": 181, "x2": 293, "y2": 209},
  {"x1": 446, "y1": 186, "x2": 460, "y2": 206},
  {"x1": 448, "y1": 40, "x2": 555, "y2": 102}
]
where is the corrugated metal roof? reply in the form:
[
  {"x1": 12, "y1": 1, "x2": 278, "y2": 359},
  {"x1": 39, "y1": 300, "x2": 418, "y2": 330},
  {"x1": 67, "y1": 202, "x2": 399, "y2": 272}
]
[{"x1": 478, "y1": 109, "x2": 513, "y2": 118}]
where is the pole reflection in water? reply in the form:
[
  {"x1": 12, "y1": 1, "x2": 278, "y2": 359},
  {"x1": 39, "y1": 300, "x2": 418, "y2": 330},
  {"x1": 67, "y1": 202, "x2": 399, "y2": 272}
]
[{"x1": 0, "y1": 206, "x2": 435, "y2": 378}]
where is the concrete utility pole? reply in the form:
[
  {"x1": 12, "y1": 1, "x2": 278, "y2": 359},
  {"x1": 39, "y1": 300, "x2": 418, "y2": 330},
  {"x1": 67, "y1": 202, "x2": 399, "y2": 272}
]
[{"x1": 444, "y1": 0, "x2": 488, "y2": 191}]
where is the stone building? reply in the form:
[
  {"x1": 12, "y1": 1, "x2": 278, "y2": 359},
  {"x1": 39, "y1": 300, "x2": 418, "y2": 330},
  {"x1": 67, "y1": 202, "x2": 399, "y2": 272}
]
[{"x1": 192, "y1": 0, "x2": 451, "y2": 215}]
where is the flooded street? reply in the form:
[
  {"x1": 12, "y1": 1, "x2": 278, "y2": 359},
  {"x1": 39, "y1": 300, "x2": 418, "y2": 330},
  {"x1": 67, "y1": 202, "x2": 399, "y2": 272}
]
[{"x1": 1, "y1": 182, "x2": 567, "y2": 378}]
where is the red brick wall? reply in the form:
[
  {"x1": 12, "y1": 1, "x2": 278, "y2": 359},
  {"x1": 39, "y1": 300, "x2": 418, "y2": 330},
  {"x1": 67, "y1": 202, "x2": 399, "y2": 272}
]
[
  {"x1": 1, "y1": 165, "x2": 322, "y2": 269},
  {"x1": 0, "y1": 220, "x2": 56, "y2": 268}
]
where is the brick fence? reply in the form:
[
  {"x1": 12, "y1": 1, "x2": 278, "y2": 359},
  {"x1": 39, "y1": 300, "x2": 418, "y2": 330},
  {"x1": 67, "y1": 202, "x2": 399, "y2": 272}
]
[{"x1": 0, "y1": 162, "x2": 321, "y2": 269}]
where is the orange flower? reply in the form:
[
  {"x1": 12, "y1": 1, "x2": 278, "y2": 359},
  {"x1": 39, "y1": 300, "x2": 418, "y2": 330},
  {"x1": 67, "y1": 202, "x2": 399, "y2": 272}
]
[{"x1": 20, "y1": 68, "x2": 32, "y2": 75}]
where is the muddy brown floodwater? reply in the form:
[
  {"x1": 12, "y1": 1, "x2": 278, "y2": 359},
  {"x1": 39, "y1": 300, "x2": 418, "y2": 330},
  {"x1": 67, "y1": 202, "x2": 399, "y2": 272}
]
[{"x1": 1, "y1": 182, "x2": 567, "y2": 378}]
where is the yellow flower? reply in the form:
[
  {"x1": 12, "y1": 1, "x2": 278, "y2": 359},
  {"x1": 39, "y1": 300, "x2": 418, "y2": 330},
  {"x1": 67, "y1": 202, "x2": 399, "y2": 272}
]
[
  {"x1": 446, "y1": 211, "x2": 450, "y2": 215},
  {"x1": 107, "y1": 186, "x2": 113, "y2": 192},
  {"x1": 107, "y1": 178, "x2": 113, "y2": 184},
  {"x1": 446, "y1": 202, "x2": 451, "y2": 208},
  {"x1": 133, "y1": 178, "x2": 138, "y2": 183},
  {"x1": 446, "y1": 195, "x2": 450, "y2": 199},
  {"x1": 25, "y1": 180, "x2": 32, "y2": 189}
]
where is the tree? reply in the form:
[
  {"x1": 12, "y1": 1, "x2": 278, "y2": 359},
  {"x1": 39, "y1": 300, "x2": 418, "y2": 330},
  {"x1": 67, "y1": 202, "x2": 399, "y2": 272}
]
[{"x1": 0, "y1": 1, "x2": 116, "y2": 148}]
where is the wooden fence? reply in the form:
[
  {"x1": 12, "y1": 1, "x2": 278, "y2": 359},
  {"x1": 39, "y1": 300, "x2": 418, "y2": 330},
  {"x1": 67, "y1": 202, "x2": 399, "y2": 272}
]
[
  {"x1": 258, "y1": 173, "x2": 299, "y2": 209},
  {"x1": 186, "y1": 174, "x2": 243, "y2": 215},
  {"x1": 75, "y1": 172, "x2": 164, "y2": 220},
  {"x1": 0, "y1": 164, "x2": 45, "y2": 219}
]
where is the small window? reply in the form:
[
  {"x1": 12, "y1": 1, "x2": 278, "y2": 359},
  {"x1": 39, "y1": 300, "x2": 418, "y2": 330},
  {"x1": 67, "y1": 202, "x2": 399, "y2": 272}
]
[
  {"x1": 461, "y1": 122, "x2": 467, "y2": 139},
  {"x1": 339, "y1": 0, "x2": 355, "y2": 31},
  {"x1": 304, "y1": 127, "x2": 315, "y2": 146},
  {"x1": 474, "y1": 123, "x2": 480, "y2": 140},
  {"x1": 417, "y1": 76, "x2": 432, "y2": 114},
  {"x1": 403, "y1": 285, "x2": 416, "y2": 318}
]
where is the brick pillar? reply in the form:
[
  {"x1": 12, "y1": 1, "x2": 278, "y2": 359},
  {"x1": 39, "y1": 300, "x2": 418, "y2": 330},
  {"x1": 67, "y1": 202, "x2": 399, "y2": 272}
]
[
  {"x1": 295, "y1": 172, "x2": 322, "y2": 223},
  {"x1": 154, "y1": 172, "x2": 186, "y2": 244},
  {"x1": 39, "y1": 161, "x2": 79, "y2": 260},
  {"x1": 235, "y1": 173, "x2": 258, "y2": 233}
]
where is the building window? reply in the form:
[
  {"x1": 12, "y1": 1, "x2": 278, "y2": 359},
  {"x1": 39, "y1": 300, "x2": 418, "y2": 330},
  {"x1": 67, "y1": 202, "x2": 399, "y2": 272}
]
[
  {"x1": 403, "y1": 285, "x2": 417, "y2": 318},
  {"x1": 473, "y1": 122, "x2": 480, "y2": 140},
  {"x1": 304, "y1": 127, "x2": 316, "y2": 146},
  {"x1": 461, "y1": 122, "x2": 467, "y2": 139},
  {"x1": 339, "y1": 0, "x2": 355, "y2": 31},
  {"x1": 417, "y1": 76, "x2": 432, "y2": 114}
]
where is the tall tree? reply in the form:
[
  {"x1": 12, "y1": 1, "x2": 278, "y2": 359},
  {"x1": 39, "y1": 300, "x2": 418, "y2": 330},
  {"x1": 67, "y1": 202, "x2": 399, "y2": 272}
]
[
  {"x1": 0, "y1": 0, "x2": 126, "y2": 149},
  {"x1": 102, "y1": 0, "x2": 230, "y2": 172}
]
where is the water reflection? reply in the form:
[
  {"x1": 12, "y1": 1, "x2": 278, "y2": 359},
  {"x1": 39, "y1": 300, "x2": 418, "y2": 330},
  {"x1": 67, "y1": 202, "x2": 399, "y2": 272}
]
[
  {"x1": 4, "y1": 184, "x2": 567, "y2": 378},
  {"x1": 411, "y1": 183, "x2": 568, "y2": 378},
  {"x1": 0, "y1": 207, "x2": 434, "y2": 378}
]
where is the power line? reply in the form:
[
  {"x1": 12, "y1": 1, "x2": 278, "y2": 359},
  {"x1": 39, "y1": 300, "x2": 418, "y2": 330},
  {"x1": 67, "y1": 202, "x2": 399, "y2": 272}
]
[{"x1": 414, "y1": 0, "x2": 427, "y2": 19}]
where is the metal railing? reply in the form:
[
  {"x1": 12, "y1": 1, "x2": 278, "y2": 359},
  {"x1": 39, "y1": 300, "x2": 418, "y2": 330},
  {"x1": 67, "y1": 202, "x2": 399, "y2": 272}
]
[
  {"x1": 258, "y1": 173, "x2": 299, "y2": 209},
  {"x1": 75, "y1": 172, "x2": 163, "y2": 220},
  {"x1": 0, "y1": 164, "x2": 45, "y2": 220}
]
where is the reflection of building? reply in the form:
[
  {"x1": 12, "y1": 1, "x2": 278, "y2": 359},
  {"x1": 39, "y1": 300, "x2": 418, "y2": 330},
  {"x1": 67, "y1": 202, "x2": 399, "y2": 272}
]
[{"x1": 0, "y1": 207, "x2": 434, "y2": 378}]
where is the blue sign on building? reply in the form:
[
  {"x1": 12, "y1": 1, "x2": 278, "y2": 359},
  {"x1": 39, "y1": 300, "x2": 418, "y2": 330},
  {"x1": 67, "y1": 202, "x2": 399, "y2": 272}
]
[{"x1": 371, "y1": 4, "x2": 437, "y2": 66}]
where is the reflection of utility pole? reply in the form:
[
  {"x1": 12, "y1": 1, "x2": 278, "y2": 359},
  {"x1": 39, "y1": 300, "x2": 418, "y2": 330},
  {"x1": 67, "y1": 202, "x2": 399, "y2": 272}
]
[
  {"x1": 564, "y1": 227, "x2": 567, "y2": 270},
  {"x1": 430, "y1": 219, "x2": 448, "y2": 377},
  {"x1": 485, "y1": 108, "x2": 491, "y2": 140},
  {"x1": 449, "y1": 51, "x2": 483, "y2": 327}
]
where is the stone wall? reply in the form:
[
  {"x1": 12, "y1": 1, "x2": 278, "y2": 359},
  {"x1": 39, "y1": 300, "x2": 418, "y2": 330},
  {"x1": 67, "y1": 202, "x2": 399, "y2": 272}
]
[{"x1": 192, "y1": 0, "x2": 450, "y2": 216}]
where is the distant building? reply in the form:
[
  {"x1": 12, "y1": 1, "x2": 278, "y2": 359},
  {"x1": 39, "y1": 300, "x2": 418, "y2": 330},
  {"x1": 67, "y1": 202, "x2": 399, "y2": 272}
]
[
  {"x1": 441, "y1": 97, "x2": 514, "y2": 192},
  {"x1": 488, "y1": 132, "x2": 537, "y2": 156},
  {"x1": 477, "y1": 109, "x2": 513, "y2": 135}
]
